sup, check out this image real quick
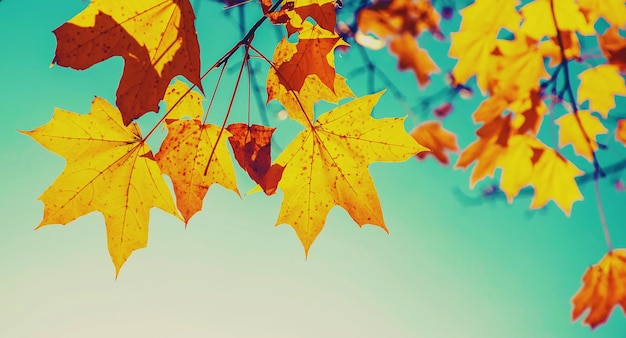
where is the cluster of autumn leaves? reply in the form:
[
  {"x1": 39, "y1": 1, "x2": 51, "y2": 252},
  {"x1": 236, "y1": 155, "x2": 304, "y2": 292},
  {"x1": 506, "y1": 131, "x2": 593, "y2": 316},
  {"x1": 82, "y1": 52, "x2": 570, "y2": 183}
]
[
  {"x1": 21, "y1": 0, "x2": 626, "y2": 329},
  {"x1": 355, "y1": 0, "x2": 626, "y2": 329},
  {"x1": 24, "y1": 0, "x2": 426, "y2": 276}
]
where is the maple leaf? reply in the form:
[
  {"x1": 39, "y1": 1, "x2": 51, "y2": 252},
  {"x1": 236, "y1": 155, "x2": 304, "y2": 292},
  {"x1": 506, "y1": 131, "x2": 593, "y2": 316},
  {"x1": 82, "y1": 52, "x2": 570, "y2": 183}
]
[
  {"x1": 265, "y1": 92, "x2": 427, "y2": 253},
  {"x1": 520, "y1": 0, "x2": 593, "y2": 41},
  {"x1": 449, "y1": 30, "x2": 498, "y2": 91},
  {"x1": 472, "y1": 95, "x2": 509, "y2": 123},
  {"x1": 226, "y1": 123, "x2": 276, "y2": 186},
  {"x1": 290, "y1": 0, "x2": 336, "y2": 35},
  {"x1": 163, "y1": 80, "x2": 204, "y2": 124},
  {"x1": 22, "y1": 97, "x2": 180, "y2": 275},
  {"x1": 572, "y1": 249, "x2": 626, "y2": 328},
  {"x1": 456, "y1": 115, "x2": 512, "y2": 187},
  {"x1": 155, "y1": 120, "x2": 239, "y2": 223},
  {"x1": 496, "y1": 135, "x2": 534, "y2": 202},
  {"x1": 457, "y1": 0, "x2": 520, "y2": 33},
  {"x1": 389, "y1": 33, "x2": 439, "y2": 88},
  {"x1": 539, "y1": 31, "x2": 581, "y2": 67},
  {"x1": 275, "y1": 23, "x2": 343, "y2": 94},
  {"x1": 357, "y1": 0, "x2": 442, "y2": 38},
  {"x1": 528, "y1": 145, "x2": 583, "y2": 215},
  {"x1": 599, "y1": 27, "x2": 626, "y2": 72},
  {"x1": 53, "y1": 0, "x2": 202, "y2": 125},
  {"x1": 509, "y1": 90, "x2": 548, "y2": 135},
  {"x1": 448, "y1": 0, "x2": 520, "y2": 90},
  {"x1": 578, "y1": 0, "x2": 626, "y2": 27},
  {"x1": 490, "y1": 33, "x2": 550, "y2": 100},
  {"x1": 577, "y1": 65, "x2": 626, "y2": 118},
  {"x1": 267, "y1": 37, "x2": 354, "y2": 126},
  {"x1": 556, "y1": 111, "x2": 607, "y2": 162},
  {"x1": 410, "y1": 121, "x2": 458, "y2": 165},
  {"x1": 617, "y1": 119, "x2": 626, "y2": 146}
]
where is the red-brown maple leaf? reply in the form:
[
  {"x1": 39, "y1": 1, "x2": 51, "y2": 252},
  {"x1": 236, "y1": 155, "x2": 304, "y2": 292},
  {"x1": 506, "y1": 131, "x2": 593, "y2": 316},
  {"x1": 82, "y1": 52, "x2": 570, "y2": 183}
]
[{"x1": 53, "y1": 0, "x2": 202, "y2": 125}]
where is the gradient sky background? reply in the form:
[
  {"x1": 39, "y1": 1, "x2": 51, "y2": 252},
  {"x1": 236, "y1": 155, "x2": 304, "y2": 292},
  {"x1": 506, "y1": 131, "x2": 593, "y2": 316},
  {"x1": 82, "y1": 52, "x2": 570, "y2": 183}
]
[{"x1": 1, "y1": 0, "x2": 625, "y2": 337}]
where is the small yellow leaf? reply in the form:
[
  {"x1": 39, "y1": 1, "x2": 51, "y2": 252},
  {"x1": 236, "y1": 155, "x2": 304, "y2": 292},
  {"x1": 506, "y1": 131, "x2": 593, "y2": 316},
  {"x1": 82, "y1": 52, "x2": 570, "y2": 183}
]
[
  {"x1": 163, "y1": 80, "x2": 204, "y2": 124},
  {"x1": 578, "y1": 65, "x2": 626, "y2": 118},
  {"x1": 529, "y1": 146, "x2": 583, "y2": 215},
  {"x1": 556, "y1": 111, "x2": 607, "y2": 161}
]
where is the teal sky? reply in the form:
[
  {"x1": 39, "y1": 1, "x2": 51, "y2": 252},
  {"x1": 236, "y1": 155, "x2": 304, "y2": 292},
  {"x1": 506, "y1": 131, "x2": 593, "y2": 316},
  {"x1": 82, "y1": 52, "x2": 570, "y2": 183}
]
[{"x1": 1, "y1": 0, "x2": 625, "y2": 337}]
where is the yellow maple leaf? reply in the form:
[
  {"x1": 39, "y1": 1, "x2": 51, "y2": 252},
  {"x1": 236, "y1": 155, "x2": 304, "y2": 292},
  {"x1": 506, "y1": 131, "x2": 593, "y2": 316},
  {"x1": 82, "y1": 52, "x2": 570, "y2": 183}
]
[
  {"x1": 490, "y1": 33, "x2": 550, "y2": 100},
  {"x1": 572, "y1": 249, "x2": 626, "y2": 328},
  {"x1": 22, "y1": 97, "x2": 180, "y2": 275},
  {"x1": 53, "y1": 0, "x2": 202, "y2": 125},
  {"x1": 520, "y1": 0, "x2": 593, "y2": 41},
  {"x1": 163, "y1": 80, "x2": 204, "y2": 124},
  {"x1": 577, "y1": 65, "x2": 626, "y2": 118},
  {"x1": 497, "y1": 135, "x2": 534, "y2": 202},
  {"x1": 267, "y1": 37, "x2": 354, "y2": 126},
  {"x1": 458, "y1": 0, "x2": 521, "y2": 33},
  {"x1": 556, "y1": 111, "x2": 608, "y2": 162},
  {"x1": 155, "y1": 120, "x2": 239, "y2": 223},
  {"x1": 267, "y1": 91, "x2": 427, "y2": 253},
  {"x1": 528, "y1": 145, "x2": 583, "y2": 215},
  {"x1": 449, "y1": 30, "x2": 498, "y2": 91},
  {"x1": 449, "y1": 0, "x2": 521, "y2": 90},
  {"x1": 578, "y1": 0, "x2": 626, "y2": 27}
]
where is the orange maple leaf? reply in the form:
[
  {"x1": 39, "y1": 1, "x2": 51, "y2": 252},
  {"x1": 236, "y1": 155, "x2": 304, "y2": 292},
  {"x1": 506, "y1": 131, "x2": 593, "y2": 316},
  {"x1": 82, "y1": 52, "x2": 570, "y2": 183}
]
[
  {"x1": 357, "y1": 0, "x2": 441, "y2": 38},
  {"x1": 456, "y1": 115, "x2": 512, "y2": 187},
  {"x1": 275, "y1": 23, "x2": 343, "y2": 93},
  {"x1": 155, "y1": 120, "x2": 239, "y2": 223},
  {"x1": 267, "y1": 37, "x2": 354, "y2": 126},
  {"x1": 572, "y1": 249, "x2": 626, "y2": 328},
  {"x1": 389, "y1": 33, "x2": 439, "y2": 88},
  {"x1": 539, "y1": 31, "x2": 581, "y2": 67},
  {"x1": 617, "y1": 119, "x2": 626, "y2": 145},
  {"x1": 226, "y1": 123, "x2": 276, "y2": 187},
  {"x1": 556, "y1": 111, "x2": 607, "y2": 162},
  {"x1": 22, "y1": 97, "x2": 180, "y2": 275},
  {"x1": 53, "y1": 0, "x2": 202, "y2": 125},
  {"x1": 577, "y1": 65, "x2": 626, "y2": 118},
  {"x1": 410, "y1": 121, "x2": 458, "y2": 165},
  {"x1": 265, "y1": 92, "x2": 427, "y2": 253},
  {"x1": 599, "y1": 27, "x2": 626, "y2": 72},
  {"x1": 292, "y1": 0, "x2": 336, "y2": 34}
]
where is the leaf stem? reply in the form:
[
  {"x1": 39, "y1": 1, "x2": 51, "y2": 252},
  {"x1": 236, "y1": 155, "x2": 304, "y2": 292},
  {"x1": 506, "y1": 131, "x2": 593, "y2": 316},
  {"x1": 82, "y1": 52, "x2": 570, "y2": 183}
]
[
  {"x1": 204, "y1": 45, "x2": 250, "y2": 176},
  {"x1": 550, "y1": 0, "x2": 611, "y2": 251}
]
